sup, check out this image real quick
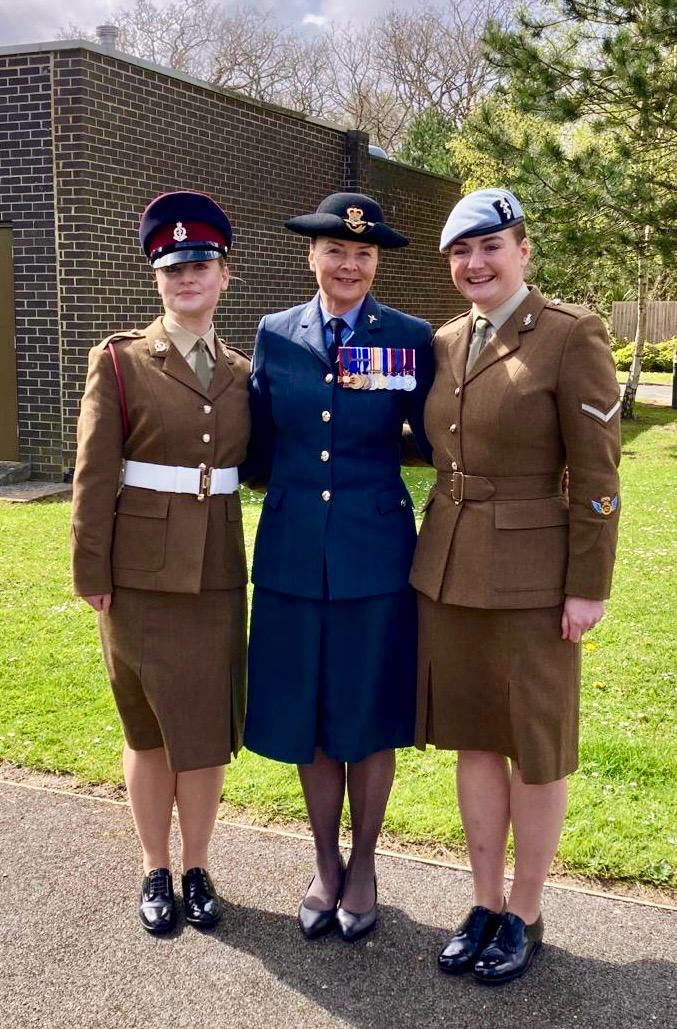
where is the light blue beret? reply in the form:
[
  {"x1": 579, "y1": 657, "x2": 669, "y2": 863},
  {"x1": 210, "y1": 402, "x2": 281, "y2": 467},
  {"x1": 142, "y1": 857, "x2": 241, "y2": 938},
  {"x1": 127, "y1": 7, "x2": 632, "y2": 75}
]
[{"x1": 439, "y1": 188, "x2": 525, "y2": 252}]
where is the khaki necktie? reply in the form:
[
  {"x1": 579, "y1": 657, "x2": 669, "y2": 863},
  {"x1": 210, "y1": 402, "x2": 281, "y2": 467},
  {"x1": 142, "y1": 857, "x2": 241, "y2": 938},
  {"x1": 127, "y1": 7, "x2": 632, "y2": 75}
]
[
  {"x1": 193, "y1": 338, "x2": 213, "y2": 389},
  {"x1": 466, "y1": 316, "x2": 493, "y2": 372}
]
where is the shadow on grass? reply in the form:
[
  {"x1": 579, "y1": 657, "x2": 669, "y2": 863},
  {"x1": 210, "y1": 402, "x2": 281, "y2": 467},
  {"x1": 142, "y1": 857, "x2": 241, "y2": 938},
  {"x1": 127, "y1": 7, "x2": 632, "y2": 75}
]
[{"x1": 620, "y1": 403, "x2": 676, "y2": 451}]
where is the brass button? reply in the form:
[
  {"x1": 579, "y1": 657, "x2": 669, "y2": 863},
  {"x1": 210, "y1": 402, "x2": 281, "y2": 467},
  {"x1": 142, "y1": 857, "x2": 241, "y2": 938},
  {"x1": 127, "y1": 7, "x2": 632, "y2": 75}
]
[
  {"x1": 203, "y1": 404, "x2": 212, "y2": 414},
  {"x1": 320, "y1": 450, "x2": 330, "y2": 462},
  {"x1": 325, "y1": 373, "x2": 333, "y2": 384},
  {"x1": 451, "y1": 461, "x2": 458, "y2": 471},
  {"x1": 321, "y1": 490, "x2": 331, "y2": 502},
  {"x1": 454, "y1": 387, "x2": 461, "y2": 397},
  {"x1": 202, "y1": 433, "x2": 211, "y2": 443},
  {"x1": 321, "y1": 410, "x2": 331, "y2": 422},
  {"x1": 450, "y1": 423, "x2": 457, "y2": 433}
]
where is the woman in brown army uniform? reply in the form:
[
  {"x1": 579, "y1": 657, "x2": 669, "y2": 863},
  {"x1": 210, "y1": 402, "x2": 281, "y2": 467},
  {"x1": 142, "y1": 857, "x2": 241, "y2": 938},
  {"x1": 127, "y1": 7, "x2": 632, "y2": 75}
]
[
  {"x1": 71, "y1": 191, "x2": 250, "y2": 934},
  {"x1": 409, "y1": 188, "x2": 621, "y2": 984}
]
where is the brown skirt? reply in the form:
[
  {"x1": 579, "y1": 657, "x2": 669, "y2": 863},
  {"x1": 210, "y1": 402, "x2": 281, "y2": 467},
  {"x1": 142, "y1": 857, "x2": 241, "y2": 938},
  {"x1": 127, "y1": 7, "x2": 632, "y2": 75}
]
[
  {"x1": 415, "y1": 594, "x2": 581, "y2": 784},
  {"x1": 98, "y1": 586, "x2": 247, "y2": 772}
]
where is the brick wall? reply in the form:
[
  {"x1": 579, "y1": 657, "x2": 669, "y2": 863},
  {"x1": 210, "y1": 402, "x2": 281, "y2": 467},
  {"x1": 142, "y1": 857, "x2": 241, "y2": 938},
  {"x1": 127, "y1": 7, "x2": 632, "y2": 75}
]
[
  {"x1": 0, "y1": 53, "x2": 63, "y2": 477},
  {"x1": 1, "y1": 43, "x2": 460, "y2": 478}
]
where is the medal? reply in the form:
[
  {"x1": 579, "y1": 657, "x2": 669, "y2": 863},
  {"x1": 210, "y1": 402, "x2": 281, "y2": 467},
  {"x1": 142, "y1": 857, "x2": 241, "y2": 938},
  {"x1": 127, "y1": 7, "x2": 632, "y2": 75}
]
[
  {"x1": 402, "y1": 348, "x2": 416, "y2": 391},
  {"x1": 393, "y1": 348, "x2": 404, "y2": 390},
  {"x1": 384, "y1": 348, "x2": 396, "y2": 390}
]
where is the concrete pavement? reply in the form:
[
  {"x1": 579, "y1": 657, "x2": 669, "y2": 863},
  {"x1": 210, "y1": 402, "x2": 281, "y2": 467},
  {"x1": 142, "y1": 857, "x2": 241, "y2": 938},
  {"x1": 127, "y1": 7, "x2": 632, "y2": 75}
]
[{"x1": 1, "y1": 779, "x2": 675, "y2": 1029}]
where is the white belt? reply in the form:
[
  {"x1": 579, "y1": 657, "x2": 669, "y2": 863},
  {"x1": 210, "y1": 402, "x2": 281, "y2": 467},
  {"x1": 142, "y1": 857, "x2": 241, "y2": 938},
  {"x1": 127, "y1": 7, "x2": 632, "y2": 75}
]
[{"x1": 122, "y1": 460, "x2": 238, "y2": 501}]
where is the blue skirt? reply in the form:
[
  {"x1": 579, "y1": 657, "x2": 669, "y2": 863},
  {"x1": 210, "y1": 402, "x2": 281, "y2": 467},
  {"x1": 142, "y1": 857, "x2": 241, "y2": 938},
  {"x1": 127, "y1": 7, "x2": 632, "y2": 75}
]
[{"x1": 245, "y1": 586, "x2": 417, "y2": 763}]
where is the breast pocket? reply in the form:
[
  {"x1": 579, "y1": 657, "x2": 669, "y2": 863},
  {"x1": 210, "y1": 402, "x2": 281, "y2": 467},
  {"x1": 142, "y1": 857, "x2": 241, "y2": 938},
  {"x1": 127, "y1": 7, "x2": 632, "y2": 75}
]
[
  {"x1": 112, "y1": 488, "x2": 170, "y2": 572},
  {"x1": 493, "y1": 496, "x2": 569, "y2": 593}
]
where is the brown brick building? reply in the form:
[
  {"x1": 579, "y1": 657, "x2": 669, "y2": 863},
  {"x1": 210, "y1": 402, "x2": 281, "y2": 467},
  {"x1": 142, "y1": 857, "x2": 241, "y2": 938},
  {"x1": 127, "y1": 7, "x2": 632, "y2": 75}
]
[{"x1": 0, "y1": 38, "x2": 462, "y2": 480}]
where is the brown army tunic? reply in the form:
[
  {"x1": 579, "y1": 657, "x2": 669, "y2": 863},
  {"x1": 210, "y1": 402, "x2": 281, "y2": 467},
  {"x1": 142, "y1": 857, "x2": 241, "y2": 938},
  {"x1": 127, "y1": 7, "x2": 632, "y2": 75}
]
[
  {"x1": 410, "y1": 287, "x2": 621, "y2": 783},
  {"x1": 71, "y1": 317, "x2": 251, "y2": 771}
]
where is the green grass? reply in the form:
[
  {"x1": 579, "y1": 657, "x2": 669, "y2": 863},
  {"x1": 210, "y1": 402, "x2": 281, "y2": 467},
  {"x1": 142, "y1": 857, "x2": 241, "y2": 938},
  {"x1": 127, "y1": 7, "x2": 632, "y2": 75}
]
[
  {"x1": 1, "y1": 404, "x2": 675, "y2": 887},
  {"x1": 616, "y1": 371, "x2": 673, "y2": 386}
]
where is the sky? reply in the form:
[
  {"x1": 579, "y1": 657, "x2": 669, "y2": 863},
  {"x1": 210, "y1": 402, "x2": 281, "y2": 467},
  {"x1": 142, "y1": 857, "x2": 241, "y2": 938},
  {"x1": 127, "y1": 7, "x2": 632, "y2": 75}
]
[{"x1": 0, "y1": 0, "x2": 403, "y2": 47}]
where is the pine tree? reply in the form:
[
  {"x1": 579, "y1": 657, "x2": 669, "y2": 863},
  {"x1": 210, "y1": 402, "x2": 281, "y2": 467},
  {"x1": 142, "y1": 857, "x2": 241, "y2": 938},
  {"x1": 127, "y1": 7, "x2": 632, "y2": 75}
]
[{"x1": 483, "y1": 0, "x2": 677, "y2": 417}]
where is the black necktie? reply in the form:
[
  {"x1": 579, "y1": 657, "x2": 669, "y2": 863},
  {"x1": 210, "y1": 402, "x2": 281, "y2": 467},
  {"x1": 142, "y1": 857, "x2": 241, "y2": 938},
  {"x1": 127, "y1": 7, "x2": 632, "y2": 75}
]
[{"x1": 327, "y1": 317, "x2": 346, "y2": 366}]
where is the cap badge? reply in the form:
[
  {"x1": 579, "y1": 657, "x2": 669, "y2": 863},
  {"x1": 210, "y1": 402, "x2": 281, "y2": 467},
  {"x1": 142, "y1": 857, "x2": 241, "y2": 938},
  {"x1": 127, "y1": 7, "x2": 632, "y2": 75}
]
[
  {"x1": 523, "y1": 313, "x2": 533, "y2": 327},
  {"x1": 493, "y1": 197, "x2": 514, "y2": 222},
  {"x1": 154, "y1": 341, "x2": 169, "y2": 353},
  {"x1": 173, "y1": 221, "x2": 188, "y2": 242},
  {"x1": 344, "y1": 207, "x2": 368, "y2": 234},
  {"x1": 592, "y1": 495, "x2": 618, "y2": 517}
]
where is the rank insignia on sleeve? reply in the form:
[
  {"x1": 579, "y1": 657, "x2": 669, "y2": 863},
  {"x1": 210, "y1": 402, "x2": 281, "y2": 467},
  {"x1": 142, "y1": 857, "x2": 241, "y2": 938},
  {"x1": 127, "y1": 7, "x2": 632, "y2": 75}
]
[
  {"x1": 592, "y1": 495, "x2": 618, "y2": 517},
  {"x1": 581, "y1": 400, "x2": 621, "y2": 423}
]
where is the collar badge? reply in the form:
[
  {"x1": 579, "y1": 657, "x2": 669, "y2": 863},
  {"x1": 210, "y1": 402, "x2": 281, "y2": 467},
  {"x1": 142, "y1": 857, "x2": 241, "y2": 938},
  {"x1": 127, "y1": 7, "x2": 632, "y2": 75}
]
[
  {"x1": 154, "y1": 341, "x2": 169, "y2": 353},
  {"x1": 173, "y1": 221, "x2": 188, "y2": 242},
  {"x1": 368, "y1": 314, "x2": 377, "y2": 324},
  {"x1": 523, "y1": 313, "x2": 533, "y2": 326}
]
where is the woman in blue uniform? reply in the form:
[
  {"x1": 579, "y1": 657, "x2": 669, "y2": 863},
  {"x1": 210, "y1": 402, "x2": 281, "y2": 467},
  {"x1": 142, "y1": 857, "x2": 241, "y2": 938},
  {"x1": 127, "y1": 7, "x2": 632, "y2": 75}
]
[{"x1": 244, "y1": 193, "x2": 433, "y2": 941}]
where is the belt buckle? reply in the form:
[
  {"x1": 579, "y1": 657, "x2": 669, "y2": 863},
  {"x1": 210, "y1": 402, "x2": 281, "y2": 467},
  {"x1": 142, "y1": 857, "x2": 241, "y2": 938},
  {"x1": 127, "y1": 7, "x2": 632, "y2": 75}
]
[
  {"x1": 451, "y1": 470, "x2": 464, "y2": 505},
  {"x1": 197, "y1": 463, "x2": 212, "y2": 502}
]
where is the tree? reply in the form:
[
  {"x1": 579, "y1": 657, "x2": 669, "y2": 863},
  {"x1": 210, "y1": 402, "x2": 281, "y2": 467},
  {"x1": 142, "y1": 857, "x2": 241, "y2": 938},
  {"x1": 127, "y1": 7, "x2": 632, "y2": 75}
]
[{"x1": 482, "y1": 0, "x2": 677, "y2": 417}]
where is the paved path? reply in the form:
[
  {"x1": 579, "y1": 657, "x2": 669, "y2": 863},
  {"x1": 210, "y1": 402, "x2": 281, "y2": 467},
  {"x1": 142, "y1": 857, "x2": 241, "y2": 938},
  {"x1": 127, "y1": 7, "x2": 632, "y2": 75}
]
[{"x1": 1, "y1": 780, "x2": 675, "y2": 1029}]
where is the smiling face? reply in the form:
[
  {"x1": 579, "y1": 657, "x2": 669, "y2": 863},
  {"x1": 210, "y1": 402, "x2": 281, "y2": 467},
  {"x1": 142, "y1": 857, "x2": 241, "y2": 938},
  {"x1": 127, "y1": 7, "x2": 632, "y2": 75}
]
[
  {"x1": 308, "y1": 237, "x2": 379, "y2": 315},
  {"x1": 155, "y1": 258, "x2": 229, "y2": 328},
  {"x1": 447, "y1": 229, "x2": 530, "y2": 312}
]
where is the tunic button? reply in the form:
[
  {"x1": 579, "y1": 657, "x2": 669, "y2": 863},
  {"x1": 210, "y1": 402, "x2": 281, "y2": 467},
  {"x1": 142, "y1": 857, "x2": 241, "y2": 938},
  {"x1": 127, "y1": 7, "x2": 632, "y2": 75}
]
[
  {"x1": 321, "y1": 410, "x2": 331, "y2": 422},
  {"x1": 203, "y1": 404, "x2": 212, "y2": 414},
  {"x1": 454, "y1": 387, "x2": 461, "y2": 396},
  {"x1": 452, "y1": 461, "x2": 458, "y2": 471},
  {"x1": 450, "y1": 423, "x2": 457, "y2": 433},
  {"x1": 325, "y1": 373, "x2": 333, "y2": 384},
  {"x1": 321, "y1": 490, "x2": 331, "y2": 502},
  {"x1": 320, "y1": 450, "x2": 330, "y2": 462},
  {"x1": 202, "y1": 433, "x2": 211, "y2": 443}
]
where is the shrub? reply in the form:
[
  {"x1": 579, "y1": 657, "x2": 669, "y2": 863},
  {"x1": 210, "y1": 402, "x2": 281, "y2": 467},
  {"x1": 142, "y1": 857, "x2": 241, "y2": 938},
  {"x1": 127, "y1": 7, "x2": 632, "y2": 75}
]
[{"x1": 612, "y1": 338, "x2": 676, "y2": 372}]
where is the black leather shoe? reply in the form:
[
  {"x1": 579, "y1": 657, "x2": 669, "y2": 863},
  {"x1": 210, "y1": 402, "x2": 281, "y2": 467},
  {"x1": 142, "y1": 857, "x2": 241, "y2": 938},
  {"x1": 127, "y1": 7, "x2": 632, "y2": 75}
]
[
  {"x1": 182, "y1": 867, "x2": 222, "y2": 929},
  {"x1": 473, "y1": 912, "x2": 544, "y2": 985},
  {"x1": 438, "y1": 905, "x2": 503, "y2": 975},
  {"x1": 297, "y1": 860, "x2": 345, "y2": 940},
  {"x1": 139, "y1": 867, "x2": 177, "y2": 934},
  {"x1": 336, "y1": 877, "x2": 377, "y2": 943}
]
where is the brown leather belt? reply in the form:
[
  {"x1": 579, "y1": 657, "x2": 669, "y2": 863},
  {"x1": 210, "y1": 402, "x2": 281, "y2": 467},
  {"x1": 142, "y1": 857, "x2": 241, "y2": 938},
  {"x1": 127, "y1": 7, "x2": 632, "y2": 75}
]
[{"x1": 436, "y1": 470, "x2": 564, "y2": 505}]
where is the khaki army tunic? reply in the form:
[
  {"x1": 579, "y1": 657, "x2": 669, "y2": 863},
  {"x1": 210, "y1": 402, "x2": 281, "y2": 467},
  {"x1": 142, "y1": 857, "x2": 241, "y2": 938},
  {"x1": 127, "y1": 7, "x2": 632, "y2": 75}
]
[
  {"x1": 410, "y1": 287, "x2": 621, "y2": 783},
  {"x1": 71, "y1": 317, "x2": 251, "y2": 770}
]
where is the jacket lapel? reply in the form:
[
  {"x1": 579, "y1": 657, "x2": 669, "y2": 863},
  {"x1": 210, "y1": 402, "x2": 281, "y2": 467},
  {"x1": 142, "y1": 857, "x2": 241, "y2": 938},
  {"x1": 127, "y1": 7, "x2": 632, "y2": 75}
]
[
  {"x1": 208, "y1": 341, "x2": 235, "y2": 400},
  {"x1": 348, "y1": 293, "x2": 382, "y2": 347},
  {"x1": 299, "y1": 294, "x2": 331, "y2": 367},
  {"x1": 437, "y1": 314, "x2": 472, "y2": 388},
  {"x1": 464, "y1": 286, "x2": 547, "y2": 385}
]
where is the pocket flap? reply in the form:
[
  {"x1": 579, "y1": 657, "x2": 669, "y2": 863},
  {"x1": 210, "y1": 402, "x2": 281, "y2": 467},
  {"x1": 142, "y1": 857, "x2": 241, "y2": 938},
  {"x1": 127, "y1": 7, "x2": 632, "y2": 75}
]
[
  {"x1": 116, "y1": 487, "x2": 170, "y2": 518},
  {"x1": 494, "y1": 496, "x2": 569, "y2": 530},
  {"x1": 264, "y1": 484, "x2": 285, "y2": 510},
  {"x1": 377, "y1": 487, "x2": 410, "y2": 514}
]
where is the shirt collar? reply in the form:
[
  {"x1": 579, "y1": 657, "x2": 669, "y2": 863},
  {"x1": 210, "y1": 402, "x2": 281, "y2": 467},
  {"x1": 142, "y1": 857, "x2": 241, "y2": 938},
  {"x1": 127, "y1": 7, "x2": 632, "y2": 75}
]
[
  {"x1": 319, "y1": 297, "x2": 364, "y2": 333},
  {"x1": 472, "y1": 282, "x2": 530, "y2": 331},
  {"x1": 162, "y1": 313, "x2": 216, "y2": 359}
]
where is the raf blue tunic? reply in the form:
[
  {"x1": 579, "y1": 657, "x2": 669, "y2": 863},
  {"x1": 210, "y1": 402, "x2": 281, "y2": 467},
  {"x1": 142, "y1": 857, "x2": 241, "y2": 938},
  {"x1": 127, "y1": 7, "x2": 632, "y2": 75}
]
[{"x1": 244, "y1": 292, "x2": 433, "y2": 763}]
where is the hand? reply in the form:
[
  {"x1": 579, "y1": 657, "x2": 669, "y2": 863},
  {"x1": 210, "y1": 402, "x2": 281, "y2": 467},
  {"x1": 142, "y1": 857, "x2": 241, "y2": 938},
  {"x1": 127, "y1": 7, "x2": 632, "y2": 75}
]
[
  {"x1": 82, "y1": 593, "x2": 112, "y2": 613},
  {"x1": 561, "y1": 595, "x2": 604, "y2": 642}
]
